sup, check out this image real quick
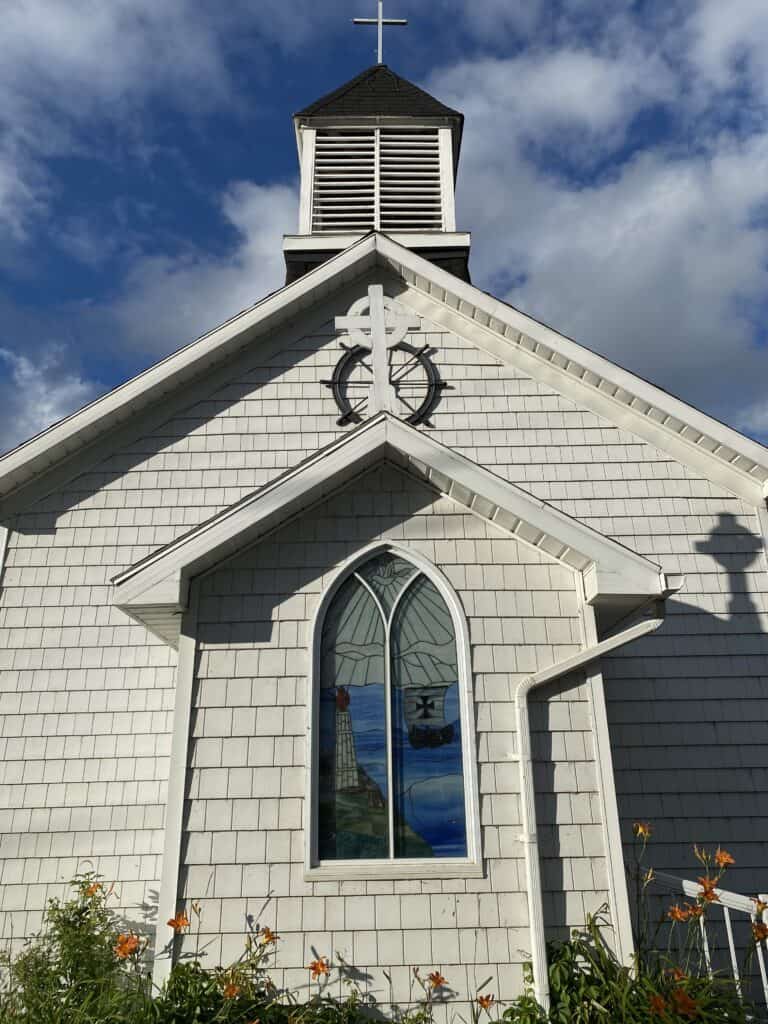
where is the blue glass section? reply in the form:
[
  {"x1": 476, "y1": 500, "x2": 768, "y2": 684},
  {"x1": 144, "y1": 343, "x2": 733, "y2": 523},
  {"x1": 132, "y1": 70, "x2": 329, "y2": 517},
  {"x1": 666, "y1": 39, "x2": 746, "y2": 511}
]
[
  {"x1": 318, "y1": 576, "x2": 389, "y2": 860},
  {"x1": 391, "y1": 577, "x2": 467, "y2": 858}
]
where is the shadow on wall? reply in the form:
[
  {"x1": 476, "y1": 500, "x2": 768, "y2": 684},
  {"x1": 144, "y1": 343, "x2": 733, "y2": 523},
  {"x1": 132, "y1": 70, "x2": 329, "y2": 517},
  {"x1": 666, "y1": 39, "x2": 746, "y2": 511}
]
[
  {"x1": 530, "y1": 512, "x2": 768, "y2": 951},
  {"x1": 606, "y1": 512, "x2": 768, "y2": 972}
]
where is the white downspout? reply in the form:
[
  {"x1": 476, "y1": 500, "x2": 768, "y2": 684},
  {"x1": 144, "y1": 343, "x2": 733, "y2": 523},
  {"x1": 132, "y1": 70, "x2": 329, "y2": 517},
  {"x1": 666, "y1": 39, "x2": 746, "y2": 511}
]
[
  {"x1": 515, "y1": 600, "x2": 671, "y2": 1011},
  {"x1": 0, "y1": 526, "x2": 9, "y2": 575}
]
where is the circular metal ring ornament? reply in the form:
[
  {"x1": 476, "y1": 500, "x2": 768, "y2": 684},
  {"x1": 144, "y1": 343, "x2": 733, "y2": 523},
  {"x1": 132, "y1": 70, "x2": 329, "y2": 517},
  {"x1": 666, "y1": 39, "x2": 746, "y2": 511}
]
[{"x1": 326, "y1": 341, "x2": 445, "y2": 427}]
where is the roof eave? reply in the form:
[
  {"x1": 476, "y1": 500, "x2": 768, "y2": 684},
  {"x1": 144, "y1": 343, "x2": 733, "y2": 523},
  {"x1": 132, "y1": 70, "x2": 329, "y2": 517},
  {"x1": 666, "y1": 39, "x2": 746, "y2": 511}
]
[
  {"x1": 2, "y1": 231, "x2": 767, "y2": 512},
  {"x1": 113, "y1": 414, "x2": 669, "y2": 648},
  {"x1": 0, "y1": 233, "x2": 381, "y2": 508}
]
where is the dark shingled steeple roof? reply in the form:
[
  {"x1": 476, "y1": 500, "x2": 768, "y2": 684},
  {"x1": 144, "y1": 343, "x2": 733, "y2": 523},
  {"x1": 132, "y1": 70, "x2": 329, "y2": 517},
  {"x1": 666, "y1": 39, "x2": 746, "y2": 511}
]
[{"x1": 296, "y1": 64, "x2": 463, "y2": 121}]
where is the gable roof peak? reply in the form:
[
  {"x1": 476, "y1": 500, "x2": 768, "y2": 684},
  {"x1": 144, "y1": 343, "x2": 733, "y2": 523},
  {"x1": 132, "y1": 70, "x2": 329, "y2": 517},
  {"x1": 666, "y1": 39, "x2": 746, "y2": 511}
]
[
  {"x1": 2, "y1": 233, "x2": 767, "y2": 513},
  {"x1": 295, "y1": 64, "x2": 463, "y2": 122}
]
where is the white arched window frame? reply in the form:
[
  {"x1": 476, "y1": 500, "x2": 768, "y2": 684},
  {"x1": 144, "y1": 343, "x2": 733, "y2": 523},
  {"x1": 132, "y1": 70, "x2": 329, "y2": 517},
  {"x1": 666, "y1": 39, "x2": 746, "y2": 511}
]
[{"x1": 304, "y1": 542, "x2": 483, "y2": 880}]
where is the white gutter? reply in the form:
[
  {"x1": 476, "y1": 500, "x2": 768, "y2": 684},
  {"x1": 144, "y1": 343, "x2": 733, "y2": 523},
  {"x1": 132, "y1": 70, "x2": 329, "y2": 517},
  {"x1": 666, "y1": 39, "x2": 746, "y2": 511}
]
[{"x1": 515, "y1": 600, "x2": 672, "y2": 1011}]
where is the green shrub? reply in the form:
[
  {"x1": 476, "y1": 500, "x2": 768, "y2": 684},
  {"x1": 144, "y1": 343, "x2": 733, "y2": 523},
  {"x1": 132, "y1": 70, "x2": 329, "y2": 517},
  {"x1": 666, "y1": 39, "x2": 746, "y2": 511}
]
[
  {"x1": 1, "y1": 840, "x2": 762, "y2": 1024},
  {"x1": 0, "y1": 874, "x2": 150, "y2": 1024},
  {"x1": 502, "y1": 907, "x2": 748, "y2": 1024},
  {"x1": 503, "y1": 829, "x2": 757, "y2": 1023}
]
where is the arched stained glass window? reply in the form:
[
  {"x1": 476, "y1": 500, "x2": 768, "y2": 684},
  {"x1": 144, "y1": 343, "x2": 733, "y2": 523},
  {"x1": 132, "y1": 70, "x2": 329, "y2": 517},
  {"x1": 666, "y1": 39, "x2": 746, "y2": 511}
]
[{"x1": 317, "y1": 551, "x2": 468, "y2": 861}]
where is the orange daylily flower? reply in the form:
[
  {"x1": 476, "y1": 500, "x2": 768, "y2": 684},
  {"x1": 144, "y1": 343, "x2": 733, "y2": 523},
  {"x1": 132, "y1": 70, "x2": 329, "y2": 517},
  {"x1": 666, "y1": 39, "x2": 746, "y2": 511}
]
[
  {"x1": 167, "y1": 912, "x2": 190, "y2": 933},
  {"x1": 309, "y1": 958, "x2": 330, "y2": 980},
  {"x1": 633, "y1": 822, "x2": 652, "y2": 839},
  {"x1": 754, "y1": 898, "x2": 768, "y2": 915},
  {"x1": 222, "y1": 981, "x2": 241, "y2": 999},
  {"x1": 698, "y1": 876, "x2": 720, "y2": 902},
  {"x1": 477, "y1": 994, "x2": 495, "y2": 1011},
  {"x1": 668, "y1": 966, "x2": 687, "y2": 982},
  {"x1": 114, "y1": 933, "x2": 140, "y2": 959},
  {"x1": 670, "y1": 987, "x2": 700, "y2": 1019},
  {"x1": 260, "y1": 926, "x2": 279, "y2": 944},
  {"x1": 668, "y1": 903, "x2": 691, "y2": 923},
  {"x1": 428, "y1": 971, "x2": 447, "y2": 990},
  {"x1": 649, "y1": 994, "x2": 667, "y2": 1017},
  {"x1": 85, "y1": 882, "x2": 101, "y2": 898},
  {"x1": 687, "y1": 903, "x2": 704, "y2": 919},
  {"x1": 714, "y1": 848, "x2": 735, "y2": 869},
  {"x1": 753, "y1": 922, "x2": 768, "y2": 943}
]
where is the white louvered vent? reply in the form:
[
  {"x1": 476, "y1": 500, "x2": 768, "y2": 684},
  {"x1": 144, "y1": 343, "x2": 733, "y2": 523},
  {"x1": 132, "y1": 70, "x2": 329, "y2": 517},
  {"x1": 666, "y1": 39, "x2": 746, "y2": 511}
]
[{"x1": 312, "y1": 128, "x2": 445, "y2": 233}]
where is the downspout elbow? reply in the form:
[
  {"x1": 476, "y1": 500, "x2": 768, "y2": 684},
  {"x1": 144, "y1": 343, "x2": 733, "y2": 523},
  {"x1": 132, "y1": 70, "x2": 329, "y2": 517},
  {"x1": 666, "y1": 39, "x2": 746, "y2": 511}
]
[{"x1": 514, "y1": 600, "x2": 674, "y2": 1012}]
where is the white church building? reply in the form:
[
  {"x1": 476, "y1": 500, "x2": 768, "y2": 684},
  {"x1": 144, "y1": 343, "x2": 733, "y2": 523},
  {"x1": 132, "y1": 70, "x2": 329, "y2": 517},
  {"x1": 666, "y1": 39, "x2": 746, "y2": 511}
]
[{"x1": 1, "y1": 57, "x2": 768, "y2": 1013}]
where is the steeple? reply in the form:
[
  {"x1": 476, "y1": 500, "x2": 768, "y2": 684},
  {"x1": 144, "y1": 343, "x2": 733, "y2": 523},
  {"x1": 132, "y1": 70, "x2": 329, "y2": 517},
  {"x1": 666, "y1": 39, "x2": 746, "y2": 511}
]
[{"x1": 283, "y1": 65, "x2": 470, "y2": 284}]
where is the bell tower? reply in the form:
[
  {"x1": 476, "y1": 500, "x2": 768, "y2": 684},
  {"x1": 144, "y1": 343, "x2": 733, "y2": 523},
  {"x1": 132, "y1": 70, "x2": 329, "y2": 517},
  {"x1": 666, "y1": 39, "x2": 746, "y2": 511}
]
[{"x1": 283, "y1": 64, "x2": 470, "y2": 284}]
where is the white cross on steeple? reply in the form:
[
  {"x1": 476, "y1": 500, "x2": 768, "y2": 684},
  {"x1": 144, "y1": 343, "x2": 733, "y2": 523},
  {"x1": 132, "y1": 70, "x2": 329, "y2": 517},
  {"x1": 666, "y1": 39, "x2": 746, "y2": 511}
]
[
  {"x1": 335, "y1": 286, "x2": 420, "y2": 415},
  {"x1": 353, "y1": 0, "x2": 408, "y2": 65}
]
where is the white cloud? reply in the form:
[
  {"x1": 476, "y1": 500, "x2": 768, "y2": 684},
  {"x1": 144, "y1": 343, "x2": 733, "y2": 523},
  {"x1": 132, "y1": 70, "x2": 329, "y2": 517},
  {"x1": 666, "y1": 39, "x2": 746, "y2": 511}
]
[
  {"x1": 0, "y1": 0, "x2": 350, "y2": 238},
  {"x1": 0, "y1": 346, "x2": 100, "y2": 451},
  {"x1": 687, "y1": 0, "x2": 768, "y2": 99},
  {"x1": 431, "y1": 47, "x2": 673, "y2": 151},
  {"x1": 112, "y1": 182, "x2": 298, "y2": 353},
  {"x1": 2, "y1": 0, "x2": 768, "y2": 448},
  {"x1": 425, "y1": 40, "x2": 768, "y2": 437},
  {"x1": 439, "y1": 0, "x2": 546, "y2": 40},
  {"x1": 739, "y1": 398, "x2": 768, "y2": 437},
  {"x1": 0, "y1": 143, "x2": 43, "y2": 241}
]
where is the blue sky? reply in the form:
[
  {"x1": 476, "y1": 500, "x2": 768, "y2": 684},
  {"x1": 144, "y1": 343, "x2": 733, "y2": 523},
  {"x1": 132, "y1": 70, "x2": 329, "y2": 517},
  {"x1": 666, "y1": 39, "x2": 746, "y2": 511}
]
[{"x1": 2, "y1": 0, "x2": 768, "y2": 451}]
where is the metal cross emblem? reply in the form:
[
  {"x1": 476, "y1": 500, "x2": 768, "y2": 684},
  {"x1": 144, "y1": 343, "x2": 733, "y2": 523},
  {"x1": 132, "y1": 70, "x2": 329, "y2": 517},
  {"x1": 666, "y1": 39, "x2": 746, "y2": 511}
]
[
  {"x1": 353, "y1": 0, "x2": 408, "y2": 65},
  {"x1": 334, "y1": 285, "x2": 420, "y2": 416},
  {"x1": 414, "y1": 696, "x2": 436, "y2": 720}
]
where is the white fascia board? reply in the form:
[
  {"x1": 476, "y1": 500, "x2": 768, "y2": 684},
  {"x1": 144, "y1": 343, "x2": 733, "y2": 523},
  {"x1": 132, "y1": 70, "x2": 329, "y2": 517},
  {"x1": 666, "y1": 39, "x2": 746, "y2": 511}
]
[
  {"x1": 376, "y1": 235, "x2": 768, "y2": 505},
  {"x1": 0, "y1": 234, "x2": 380, "y2": 502},
  {"x1": 113, "y1": 416, "x2": 392, "y2": 606},
  {"x1": 387, "y1": 419, "x2": 665, "y2": 598},
  {"x1": 283, "y1": 232, "x2": 471, "y2": 252},
  {"x1": 114, "y1": 414, "x2": 665, "y2": 638},
  {"x1": 5, "y1": 229, "x2": 767, "y2": 509}
]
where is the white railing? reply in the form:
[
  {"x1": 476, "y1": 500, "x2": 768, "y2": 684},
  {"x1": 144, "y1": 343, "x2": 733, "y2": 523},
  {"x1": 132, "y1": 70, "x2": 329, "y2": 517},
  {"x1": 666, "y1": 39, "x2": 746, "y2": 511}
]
[{"x1": 652, "y1": 871, "x2": 768, "y2": 1013}]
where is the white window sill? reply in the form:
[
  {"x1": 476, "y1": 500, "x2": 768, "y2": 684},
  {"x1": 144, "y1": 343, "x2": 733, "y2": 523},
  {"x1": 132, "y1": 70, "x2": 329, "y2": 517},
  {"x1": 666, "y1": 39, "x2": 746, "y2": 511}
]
[{"x1": 304, "y1": 859, "x2": 484, "y2": 882}]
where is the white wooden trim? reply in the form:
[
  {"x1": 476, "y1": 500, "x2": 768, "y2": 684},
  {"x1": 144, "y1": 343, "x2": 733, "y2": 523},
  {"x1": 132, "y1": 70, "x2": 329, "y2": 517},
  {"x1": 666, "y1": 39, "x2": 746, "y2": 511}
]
[
  {"x1": 380, "y1": 262, "x2": 768, "y2": 503},
  {"x1": 515, "y1": 603, "x2": 668, "y2": 1010},
  {"x1": 152, "y1": 586, "x2": 199, "y2": 988},
  {"x1": 438, "y1": 128, "x2": 456, "y2": 232},
  {"x1": 114, "y1": 415, "x2": 667, "y2": 623},
  {"x1": 305, "y1": 859, "x2": 483, "y2": 881},
  {"x1": 374, "y1": 127, "x2": 382, "y2": 232},
  {"x1": 304, "y1": 540, "x2": 483, "y2": 879},
  {"x1": 0, "y1": 525, "x2": 10, "y2": 584},
  {"x1": 0, "y1": 234, "x2": 380, "y2": 503},
  {"x1": 5, "y1": 233, "x2": 764, "y2": 508},
  {"x1": 758, "y1": 503, "x2": 768, "y2": 580},
  {"x1": 282, "y1": 232, "x2": 471, "y2": 251},
  {"x1": 579, "y1": 591, "x2": 635, "y2": 965},
  {"x1": 298, "y1": 127, "x2": 316, "y2": 234}
]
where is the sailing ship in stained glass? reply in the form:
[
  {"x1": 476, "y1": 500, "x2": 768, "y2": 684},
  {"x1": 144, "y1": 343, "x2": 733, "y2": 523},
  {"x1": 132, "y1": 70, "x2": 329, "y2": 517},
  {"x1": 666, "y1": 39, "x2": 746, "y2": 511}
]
[{"x1": 318, "y1": 552, "x2": 468, "y2": 861}]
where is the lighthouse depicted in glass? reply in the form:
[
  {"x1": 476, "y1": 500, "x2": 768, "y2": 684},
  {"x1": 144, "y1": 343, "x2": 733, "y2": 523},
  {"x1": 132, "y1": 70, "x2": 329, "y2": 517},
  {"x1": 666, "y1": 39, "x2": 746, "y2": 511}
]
[{"x1": 318, "y1": 553, "x2": 468, "y2": 860}]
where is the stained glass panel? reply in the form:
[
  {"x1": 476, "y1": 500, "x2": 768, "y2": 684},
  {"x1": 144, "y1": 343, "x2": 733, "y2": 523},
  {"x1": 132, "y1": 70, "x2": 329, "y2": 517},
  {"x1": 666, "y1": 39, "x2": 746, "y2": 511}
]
[
  {"x1": 391, "y1": 576, "x2": 467, "y2": 858},
  {"x1": 356, "y1": 553, "x2": 417, "y2": 617},
  {"x1": 318, "y1": 575, "x2": 389, "y2": 860},
  {"x1": 317, "y1": 555, "x2": 468, "y2": 864}
]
